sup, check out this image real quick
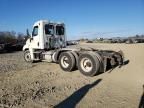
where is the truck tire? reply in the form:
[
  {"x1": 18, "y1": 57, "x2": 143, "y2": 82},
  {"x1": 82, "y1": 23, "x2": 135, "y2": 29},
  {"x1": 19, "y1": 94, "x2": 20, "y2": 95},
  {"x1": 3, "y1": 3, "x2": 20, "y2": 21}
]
[
  {"x1": 70, "y1": 51, "x2": 79, "y2": 69},
  {"x1": 78, "y1": 52, "x2": 100, "y2": 76},
  {"x1": 24, "y1": 50, "x2": 33, "y2": 63},
  {"x1": 59, "y1": 52, "x2": 76, "y2": 71}
]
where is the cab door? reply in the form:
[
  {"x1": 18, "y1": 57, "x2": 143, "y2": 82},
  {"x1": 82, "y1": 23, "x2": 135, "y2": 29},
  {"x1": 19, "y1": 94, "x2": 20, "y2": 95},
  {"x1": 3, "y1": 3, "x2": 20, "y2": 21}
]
[
  {"x1": 44, "y1": 24, "x2": 55, "y2": 49},
  {"x1": 31, "y1": 26, "x2": 40, "y2": 49}
]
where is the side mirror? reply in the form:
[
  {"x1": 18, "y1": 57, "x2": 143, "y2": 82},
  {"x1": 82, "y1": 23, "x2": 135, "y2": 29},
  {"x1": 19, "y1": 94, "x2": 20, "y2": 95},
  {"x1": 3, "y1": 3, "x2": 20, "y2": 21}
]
[{"x1": 26, "y1": 29, "x2": 30, "y2": 37}]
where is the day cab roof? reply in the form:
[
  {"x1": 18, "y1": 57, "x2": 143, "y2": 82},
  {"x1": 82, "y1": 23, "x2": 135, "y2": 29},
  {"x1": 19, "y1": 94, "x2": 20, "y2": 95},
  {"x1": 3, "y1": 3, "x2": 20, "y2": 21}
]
[{"x1": 33, "y1": 20, "x2": 65, "y2": 27}]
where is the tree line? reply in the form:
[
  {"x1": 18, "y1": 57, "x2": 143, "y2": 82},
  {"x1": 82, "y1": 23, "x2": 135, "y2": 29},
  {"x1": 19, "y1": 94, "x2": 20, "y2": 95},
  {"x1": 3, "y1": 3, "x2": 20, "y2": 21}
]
[{"x1": 0, "y1": 30, "x2": 30, "y2": 44}]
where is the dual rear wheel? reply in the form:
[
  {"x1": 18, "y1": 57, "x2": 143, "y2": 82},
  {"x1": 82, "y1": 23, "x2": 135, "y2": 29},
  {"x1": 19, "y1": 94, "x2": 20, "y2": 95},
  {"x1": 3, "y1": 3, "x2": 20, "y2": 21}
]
[
  {"x1": 59, "y1": 51, "x2": 101, "y2": 76},
  {"x1": 59, "y1": 52, "x2": 76, "y2": 71},
  {"x1": 78, "y1": 52, "x2": 101, "y2": 76}
]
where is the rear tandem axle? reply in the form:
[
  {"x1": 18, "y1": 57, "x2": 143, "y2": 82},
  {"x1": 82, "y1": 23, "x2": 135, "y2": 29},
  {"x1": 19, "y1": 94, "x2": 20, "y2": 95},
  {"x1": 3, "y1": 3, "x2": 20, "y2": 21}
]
[{"x1": 24, "y1": 48, "x2": 124, "y2": 77}]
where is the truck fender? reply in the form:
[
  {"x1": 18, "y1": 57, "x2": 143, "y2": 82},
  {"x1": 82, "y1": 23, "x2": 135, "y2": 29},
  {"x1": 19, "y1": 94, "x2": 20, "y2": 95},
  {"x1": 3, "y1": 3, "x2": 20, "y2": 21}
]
[
  {"x1": 53, "y1": 48, "x2": 79, "y2": 63},
  {"x1": 52, "y1": 50, "x2": 69, "y2": 63}
]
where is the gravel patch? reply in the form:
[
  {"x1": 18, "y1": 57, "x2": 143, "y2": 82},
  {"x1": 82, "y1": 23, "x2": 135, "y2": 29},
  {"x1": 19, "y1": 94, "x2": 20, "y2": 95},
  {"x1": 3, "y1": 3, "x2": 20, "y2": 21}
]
[{"x1": 0, "y1": 51, "x2": 33, "y2": 73}]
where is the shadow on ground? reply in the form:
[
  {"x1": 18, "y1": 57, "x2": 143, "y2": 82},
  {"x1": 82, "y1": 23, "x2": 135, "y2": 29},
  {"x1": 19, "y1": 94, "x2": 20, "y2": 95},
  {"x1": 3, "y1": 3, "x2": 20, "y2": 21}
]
[
  {"x1": 54, "y1": 79, "x2": 102, "y2": 108},
  {"x1": 139, "y1": 85, "x2": 144, "y2": 108}
]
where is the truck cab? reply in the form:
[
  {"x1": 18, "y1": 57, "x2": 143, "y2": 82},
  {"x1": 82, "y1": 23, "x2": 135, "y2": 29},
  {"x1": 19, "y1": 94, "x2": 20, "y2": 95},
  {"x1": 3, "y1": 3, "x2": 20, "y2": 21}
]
[{"x1": 23, "y1": 20, "x2": 66, "y2": 51}]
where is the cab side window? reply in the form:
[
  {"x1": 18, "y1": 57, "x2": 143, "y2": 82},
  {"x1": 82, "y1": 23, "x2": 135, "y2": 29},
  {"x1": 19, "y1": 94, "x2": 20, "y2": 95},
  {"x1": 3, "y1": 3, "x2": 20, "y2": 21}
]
[
  {"x1": 56, "y1": 26, "x2": 64, "y2": 35},
  {"x1": 32, "y1": 26, "x2": 38, "y2": 36},
  {"x1": 45, "y1": 24, "x2": 54, "y2": 35}
]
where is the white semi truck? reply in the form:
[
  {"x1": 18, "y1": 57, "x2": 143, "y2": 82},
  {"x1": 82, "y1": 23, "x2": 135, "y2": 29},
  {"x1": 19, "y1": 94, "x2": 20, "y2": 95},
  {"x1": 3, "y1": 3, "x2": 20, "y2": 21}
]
[{"x1": 23, "y1": 20, "x2": 124, "y2": 77}]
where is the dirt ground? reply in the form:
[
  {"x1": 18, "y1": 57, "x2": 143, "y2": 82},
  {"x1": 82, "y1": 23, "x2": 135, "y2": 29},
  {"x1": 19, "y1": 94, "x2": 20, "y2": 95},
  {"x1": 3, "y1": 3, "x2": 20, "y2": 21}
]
[{"x1": 0, "y1": 43, "x2": 144, "y2": 108}]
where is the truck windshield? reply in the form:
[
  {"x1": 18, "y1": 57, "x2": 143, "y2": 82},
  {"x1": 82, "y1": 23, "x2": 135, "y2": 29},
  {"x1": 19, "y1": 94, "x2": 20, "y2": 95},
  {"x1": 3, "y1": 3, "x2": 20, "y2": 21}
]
[
  {"x1": 45, "y1": 24, "x2": 54, "y2": 35},
  {"x1": 56, "y1": 26, "x2": 64, "y2": 35}
]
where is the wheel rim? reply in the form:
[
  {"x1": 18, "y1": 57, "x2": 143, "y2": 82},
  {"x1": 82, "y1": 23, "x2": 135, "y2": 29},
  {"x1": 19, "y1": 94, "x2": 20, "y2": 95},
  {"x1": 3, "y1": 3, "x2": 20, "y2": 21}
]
[
  {"x1": 61, "y1": 56, "x2": 69, "y2": 68},
  {"x1": 80, "y1": 57, "x2": 93, "y2": 72},
  {"x1": 25, "y1": 52, "x2": 31, "y2": 62}
]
